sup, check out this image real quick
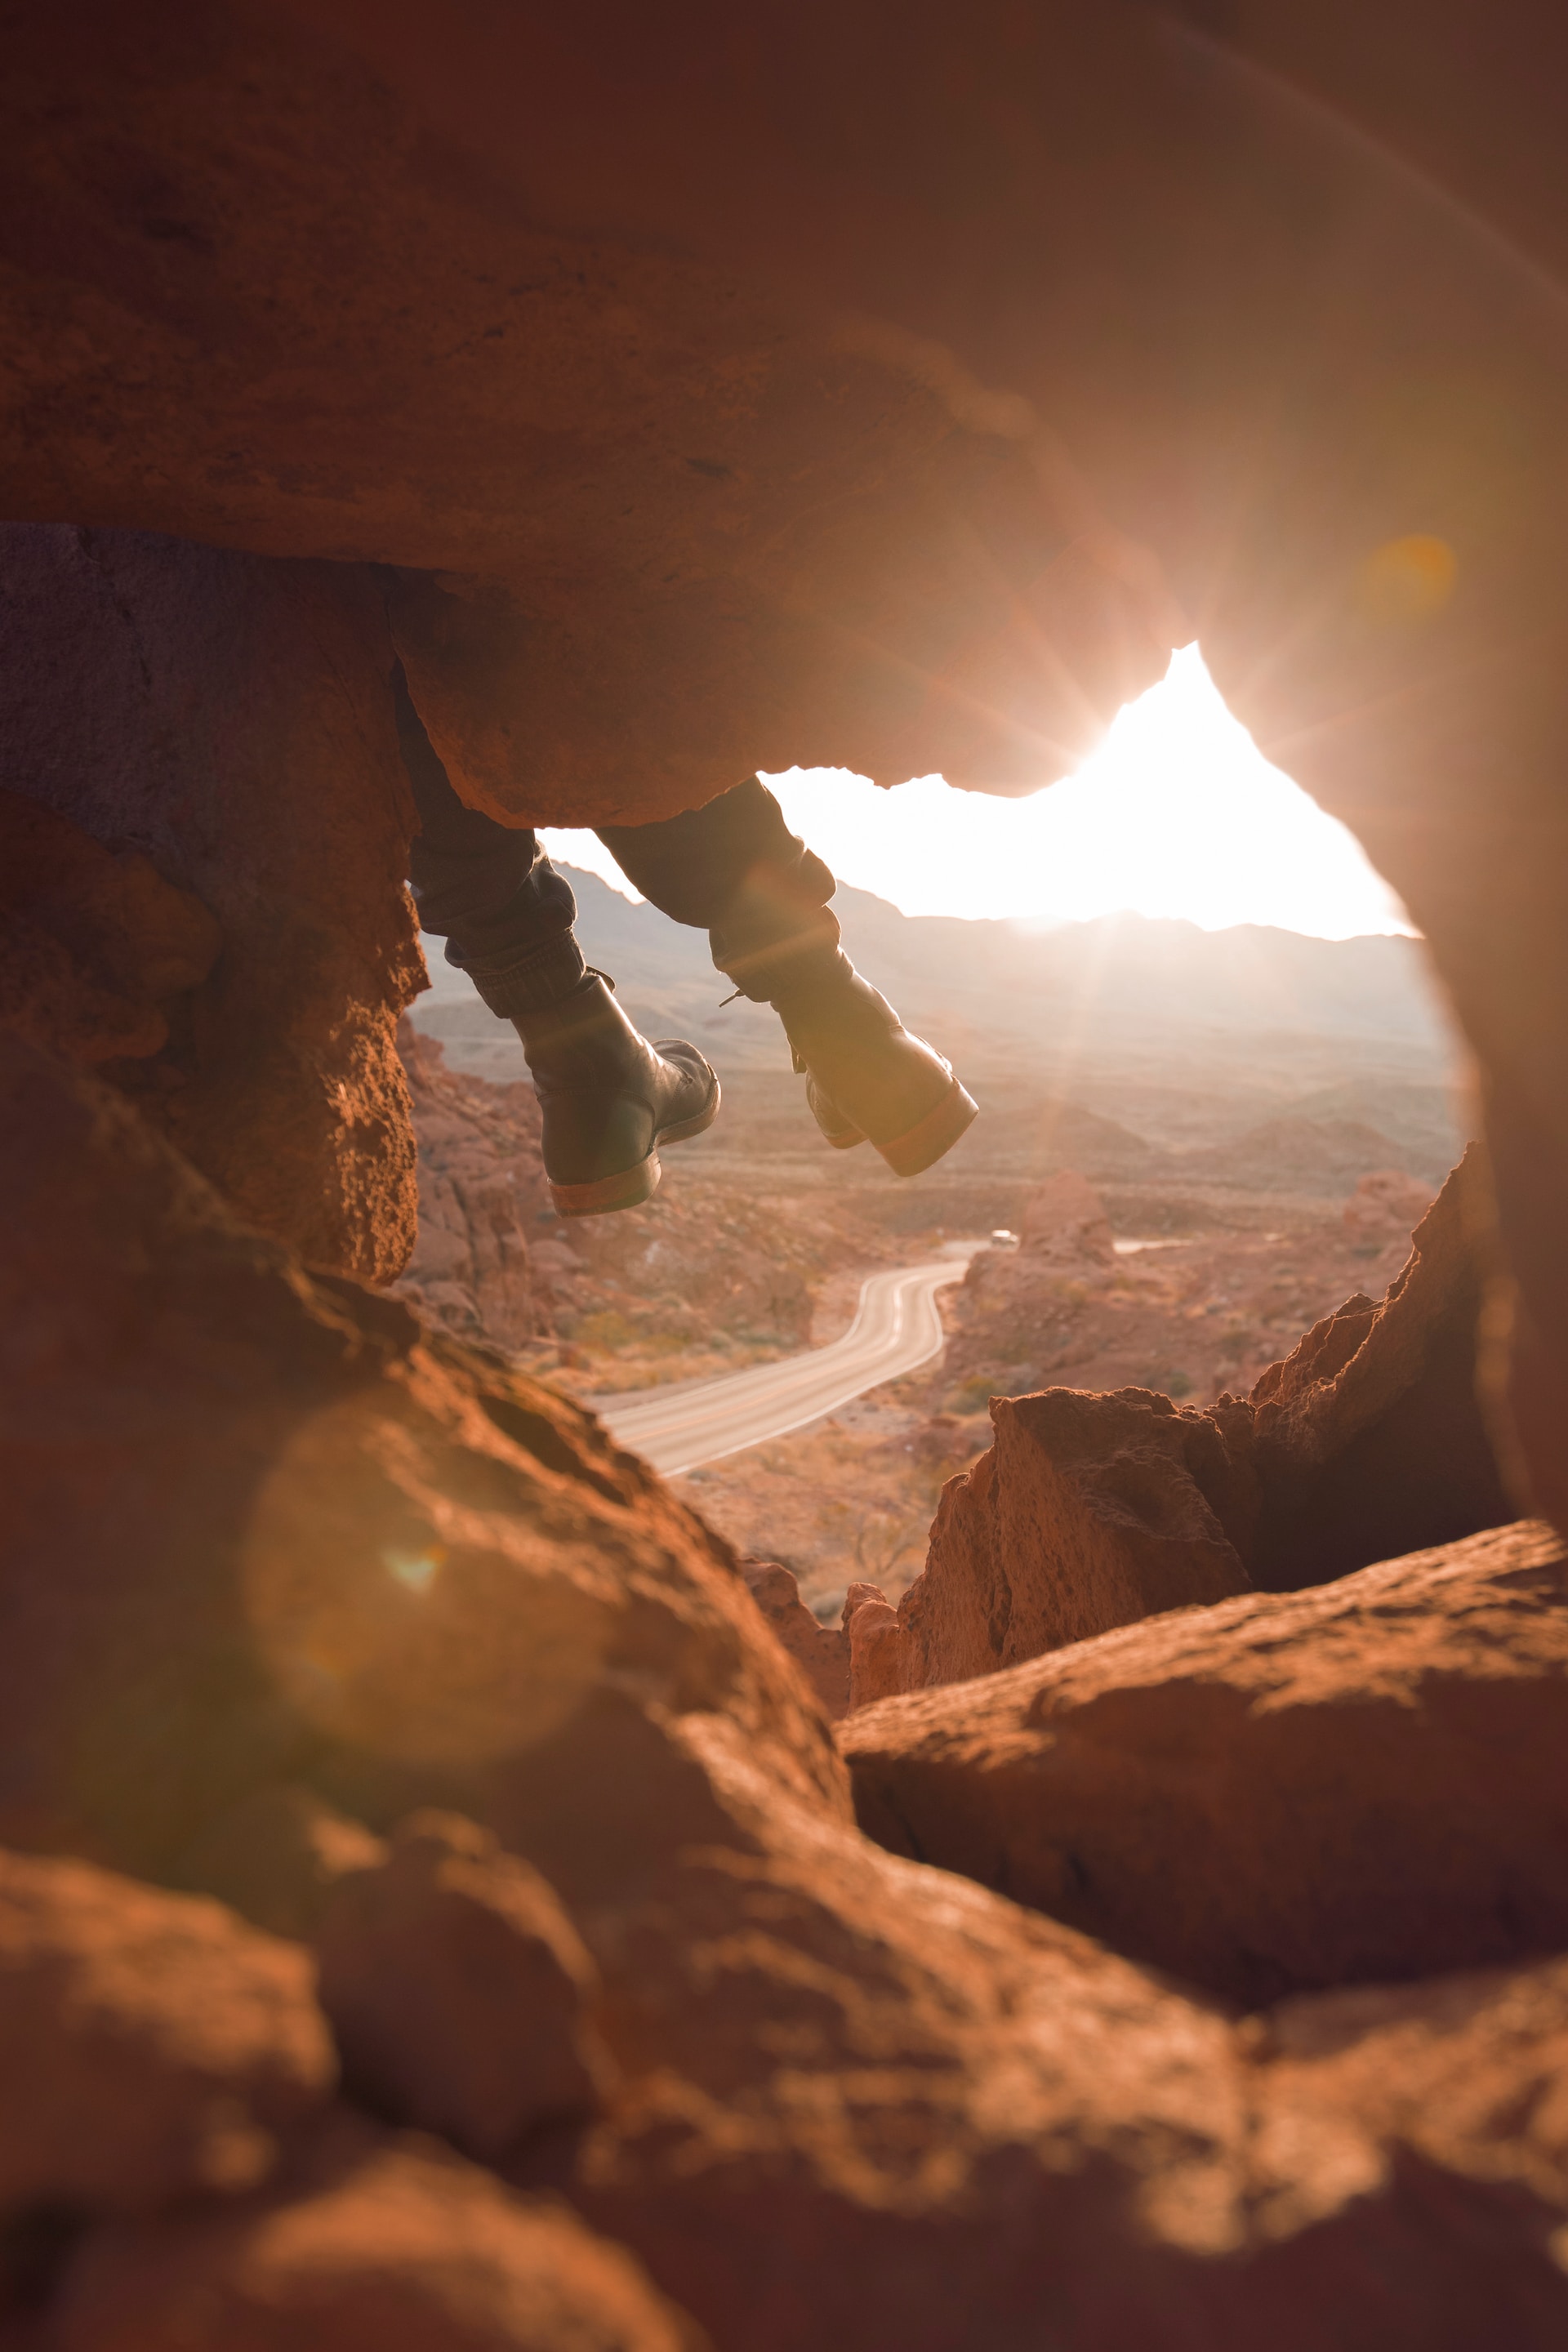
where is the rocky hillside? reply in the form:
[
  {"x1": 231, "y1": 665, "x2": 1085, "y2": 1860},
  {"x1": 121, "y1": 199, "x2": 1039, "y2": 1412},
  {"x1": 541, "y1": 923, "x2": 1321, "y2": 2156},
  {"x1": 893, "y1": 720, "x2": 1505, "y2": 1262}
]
[{"x1": 4, "y1": 1030, "x2": 1566, "y2": 2351}]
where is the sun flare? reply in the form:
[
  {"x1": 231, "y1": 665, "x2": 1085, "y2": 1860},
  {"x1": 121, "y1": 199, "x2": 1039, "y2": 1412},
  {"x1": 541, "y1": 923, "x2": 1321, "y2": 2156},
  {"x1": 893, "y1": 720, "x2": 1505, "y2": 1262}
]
[{"x1": 544, "y1": 647, "x2": 1414, "y2": 941}]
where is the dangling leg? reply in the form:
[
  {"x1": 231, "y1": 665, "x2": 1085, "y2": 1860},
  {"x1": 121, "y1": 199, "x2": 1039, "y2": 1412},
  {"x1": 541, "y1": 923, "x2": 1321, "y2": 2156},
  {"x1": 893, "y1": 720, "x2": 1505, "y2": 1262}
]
[
  {"x1": 399, "y1": 668, "x2": 719, "y2": 1216},
  {"x1": 597, "y1": 777, "x2": 977, "y2": 1177}
]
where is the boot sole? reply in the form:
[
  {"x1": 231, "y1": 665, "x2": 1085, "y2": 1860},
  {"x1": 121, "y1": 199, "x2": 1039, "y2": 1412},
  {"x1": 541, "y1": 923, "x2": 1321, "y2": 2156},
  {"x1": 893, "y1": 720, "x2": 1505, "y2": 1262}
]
[
  {"x1": 874, "y1": 1076, "x2": 979, "y2": 1178},
  {"x1": 548, "y1": 1076, "x2": 722, "y2": 1218}
]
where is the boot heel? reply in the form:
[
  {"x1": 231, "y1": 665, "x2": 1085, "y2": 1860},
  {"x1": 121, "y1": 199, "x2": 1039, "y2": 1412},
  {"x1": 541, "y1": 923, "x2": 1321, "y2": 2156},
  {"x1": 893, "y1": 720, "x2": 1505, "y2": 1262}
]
[
  {"x1": 874, "y1": 1077, "x2": 979, "y2": 1178},
  {"x1": 550, "y1": 1152, "x2": 662, "y2": 1218}
]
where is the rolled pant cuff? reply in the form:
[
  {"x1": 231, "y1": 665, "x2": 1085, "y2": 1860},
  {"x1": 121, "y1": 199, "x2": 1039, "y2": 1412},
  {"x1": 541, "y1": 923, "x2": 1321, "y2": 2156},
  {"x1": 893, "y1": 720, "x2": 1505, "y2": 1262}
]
[{"x1": 456, "y1": 932, "x2": 588, "y2": 1018}]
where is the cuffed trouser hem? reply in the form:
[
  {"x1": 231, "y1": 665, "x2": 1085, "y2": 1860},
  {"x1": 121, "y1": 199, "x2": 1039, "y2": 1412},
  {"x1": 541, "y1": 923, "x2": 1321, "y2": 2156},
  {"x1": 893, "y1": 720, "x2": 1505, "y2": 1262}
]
[{"x1": 459, "y1": 930, "x2": 588, "y2": 1018}]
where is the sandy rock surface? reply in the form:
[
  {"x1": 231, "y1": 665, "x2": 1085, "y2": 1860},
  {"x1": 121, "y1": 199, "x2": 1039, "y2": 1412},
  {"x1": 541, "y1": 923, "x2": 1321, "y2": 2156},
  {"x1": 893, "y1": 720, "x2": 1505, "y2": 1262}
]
[
  {"x1": 0, "y1": 525, "x2": 424, "y2": 1282},
  {"x1": 0, "y1": 1851, "x2": 333, "y2": 2216},
  {"x1": 903, "y1": 1385, "x2": 1255, "y2": 1687},
  {"x1": 53, "y1": 2132, "x2": 702, "y2": 2352},
  {"x1": 317, "y1": 1811, "x2": 614, "y2": 2163},
  {"x1": 843, "y1": 1520, "x2": 1568, "y2": 2004},
  {"x1": 0, "y1": 1031, "x2": 841, "y2": 1883},
  {"x1": 3, "y1": 1030, "x2": 1568, "y2": 2345},
  {"x1": 0, "y1": 787, "x2": 221, "y2": 1070}
]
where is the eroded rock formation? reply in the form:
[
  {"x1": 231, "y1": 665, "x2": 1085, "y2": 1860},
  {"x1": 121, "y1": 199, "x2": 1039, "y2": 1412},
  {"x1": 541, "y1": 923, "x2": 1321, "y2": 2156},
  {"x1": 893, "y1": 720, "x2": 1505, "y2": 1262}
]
[
  {"x1": 1, "y1": 0, "x2": 1565, "y2": 1513},
  {"x1": 844, "y1": 1520, "x2": 1568, "y2": 2005},
  {"x1": 7, "y1": 7, "x2": 1568, "y2": 2339},
  {"x1": 739, "y1": 1560, "x2": 851, "y2": 1721},
  {"x1": 0, "y1": 524, "x2": 424, "y2": 1281},
  {"x1": 864, "y1": 1152, "x2": 1512, "y2": 1696},
  {"x1": 8, "y1": 1027, "x2": 1568, "y2": 2343}
]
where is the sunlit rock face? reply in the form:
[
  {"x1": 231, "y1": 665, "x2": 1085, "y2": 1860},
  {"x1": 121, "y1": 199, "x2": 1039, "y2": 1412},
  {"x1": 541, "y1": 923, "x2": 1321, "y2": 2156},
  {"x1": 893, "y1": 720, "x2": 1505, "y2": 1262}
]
[{"x1": 844, "y1": 1518, "x2": 1568, "y2": 2005}]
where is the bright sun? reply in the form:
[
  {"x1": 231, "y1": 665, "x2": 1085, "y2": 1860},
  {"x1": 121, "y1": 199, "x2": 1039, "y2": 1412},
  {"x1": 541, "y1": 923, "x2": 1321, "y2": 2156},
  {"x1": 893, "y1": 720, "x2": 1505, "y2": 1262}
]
[{"x1": 543, "y1": 645, "x2": 1414, "y2": 941}]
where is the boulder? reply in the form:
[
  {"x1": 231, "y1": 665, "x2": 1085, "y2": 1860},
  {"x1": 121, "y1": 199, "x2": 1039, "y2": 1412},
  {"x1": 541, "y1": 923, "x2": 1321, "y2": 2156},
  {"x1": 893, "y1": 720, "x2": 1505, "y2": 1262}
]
[
  {"x1": 841, "y1": 1520, "x2": 1568, "y2": 2007},
  {"x1": 1251, "y1": 1953, "x2": 1568, "y2": 2249},
  {"x1": 315, "y1": 1812, "x2": 613, "y2": 2162},
  {"x1": 0, "y1": 1033, "x2": 840, "y2": 1882},
  {"x1": 875, "y1": 1387, "x2": 1255, "y2": 1695},
  {"x1": 0, "y1": 1849, "x2": 334, "y2": 2216},
  {"x1": 845, "y1": 1584, "x2": 906, "y2": 1711},
  {"x1": 53, "y1": 2131, "x2": 702, "y2": 2352}
]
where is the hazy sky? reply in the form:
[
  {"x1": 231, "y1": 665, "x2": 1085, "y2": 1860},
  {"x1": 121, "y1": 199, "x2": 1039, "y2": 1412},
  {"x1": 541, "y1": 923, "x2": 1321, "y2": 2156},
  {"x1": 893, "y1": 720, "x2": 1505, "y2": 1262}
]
[{"x1": 543, "y1": 645, "x2": 1414, "y2": 941}]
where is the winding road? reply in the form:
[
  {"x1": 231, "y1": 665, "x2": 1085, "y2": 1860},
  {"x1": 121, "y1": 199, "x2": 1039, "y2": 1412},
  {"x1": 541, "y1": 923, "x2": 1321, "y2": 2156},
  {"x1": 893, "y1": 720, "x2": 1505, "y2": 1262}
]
[{"x1": 597, "y1": 1253, "x2": 976, "y2": 1477}]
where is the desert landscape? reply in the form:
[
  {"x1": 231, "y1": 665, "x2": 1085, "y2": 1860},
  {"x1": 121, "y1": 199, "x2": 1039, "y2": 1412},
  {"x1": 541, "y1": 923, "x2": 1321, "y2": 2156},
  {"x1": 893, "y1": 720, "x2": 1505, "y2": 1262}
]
[
  {"x1": 399, "y1": 866, "x2": 1474, "y2": 1623},
  {"x1": 7, "y1": 11, "x2": 1568, "y2": 2348}
]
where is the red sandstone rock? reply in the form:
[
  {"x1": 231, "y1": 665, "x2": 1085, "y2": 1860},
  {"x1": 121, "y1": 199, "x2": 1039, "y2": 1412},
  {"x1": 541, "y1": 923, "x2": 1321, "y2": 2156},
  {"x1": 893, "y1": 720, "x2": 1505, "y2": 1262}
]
[
  {"x1": 394, "y1": 1022, "x2": 547, "y2": 1351},
  {"x1": 174, "y1": 1786, "x2": 390, "y2": 1944},
  {"x1": 878, "y1": 1153, "x2": 1509, "y2": 1697},
  {"x1": 842, "y1": 1520, "x2": 1568, "y2": 2007},
  {"x1": 7, "y1": 1040, "x2": 1568, "y2": 2345},
  {"x1": 54, "y1": 2131, "x2": 701, "y2": 2352},
  {"x1": 0, "y1": 526, "x2": 424, "y2": 1283},
  {"x1": 1244, "y1": 1147, "x2": 1512, "y2": 1585},
  {"x1": 0, "y1": 0, "x2": 1563, "y2": 1530},
  {"x1": 844, "y1": 1584, "x2": 906, "y2": 1711},
  {"x1": 739, "y1": 1561, "x2": 849, "y2": 1721},
  {"x1": 0, "y1": 1849, "x2": 334, "y2": 2216},
  {"x1": 316, "y1": 1812, "x2": 612, "y2": 2163},
  {"x1": 0, "y1": 1030, "x2": 841, "y2": 1876},
  {"x1": 0, "y1": 788, "x2": 220, "y2": 1068},
  {"x1": 880, "y1": 1387, "x2": 1254, "y2": 1695},
  {"x1": 1252, "y1": 1953, "x2": 1568, "y2": 2245}
]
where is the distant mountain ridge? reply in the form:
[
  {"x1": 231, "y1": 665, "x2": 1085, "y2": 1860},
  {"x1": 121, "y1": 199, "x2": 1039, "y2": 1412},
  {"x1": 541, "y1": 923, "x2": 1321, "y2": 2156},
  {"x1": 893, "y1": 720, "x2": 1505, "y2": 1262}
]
[
  {"x1": 421, "y1": 869, "x2": 1452, "y2": 1049},
  {"x1": 411, "y1": 868, "x2": 1464, "y2": 1180}
]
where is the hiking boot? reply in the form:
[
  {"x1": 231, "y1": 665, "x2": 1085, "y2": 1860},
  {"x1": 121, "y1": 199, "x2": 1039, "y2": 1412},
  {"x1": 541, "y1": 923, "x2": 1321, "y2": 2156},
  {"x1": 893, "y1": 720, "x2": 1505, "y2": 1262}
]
[
  {"x1": 751, "y1": 946, "x2": 978, "y2": 1177},
  {"x1": 511, "y1": 971, "x2": 719, "y2": 1216}
]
